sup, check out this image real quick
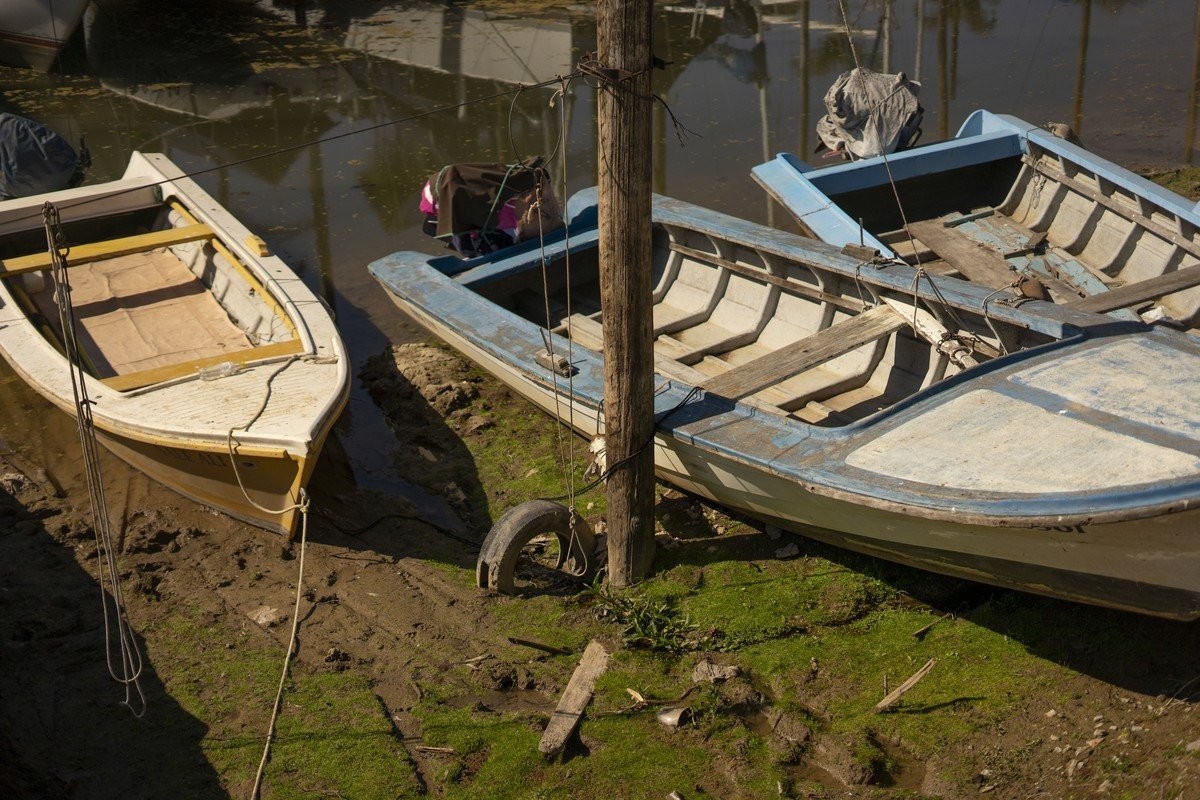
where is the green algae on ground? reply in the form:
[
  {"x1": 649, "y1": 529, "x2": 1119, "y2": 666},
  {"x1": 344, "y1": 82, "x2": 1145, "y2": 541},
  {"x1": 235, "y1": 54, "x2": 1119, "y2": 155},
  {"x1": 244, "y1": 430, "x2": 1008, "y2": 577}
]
[{"x1": 142, "y1": 605, "x2": 420, "y2": 799}]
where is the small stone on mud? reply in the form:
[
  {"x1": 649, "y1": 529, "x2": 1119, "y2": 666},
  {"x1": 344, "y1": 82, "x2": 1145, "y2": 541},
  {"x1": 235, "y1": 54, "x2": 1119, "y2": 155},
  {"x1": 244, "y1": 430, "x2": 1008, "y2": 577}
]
[
  {"x1": 461, "y1": 415, "x2": 493, "y2": 435},
  {"x1": 249, "y1": 606, "x2": 286, "y2": 627},
  {"x1": 1185, "y1": 738, "x2": 1200, "y2": 753},
  {"x1": 692, "y1": 659, "x2": 740, "y2": 684},
  {"x1": 765, "y1": 524, "x2": 782, "y2": 540},
  {"x1": 774, "y1": 543, "x2": 800, "y2": 559}
]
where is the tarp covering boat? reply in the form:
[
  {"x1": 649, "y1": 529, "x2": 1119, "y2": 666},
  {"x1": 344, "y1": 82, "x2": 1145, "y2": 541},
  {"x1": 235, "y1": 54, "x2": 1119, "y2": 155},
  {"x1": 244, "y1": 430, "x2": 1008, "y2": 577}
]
[
  {"x1": 815, "y1": 67, "x2": 923, "y2": 159},
  {"x1": 0, "y1": 113, "x2": 87, "y2": 199}
]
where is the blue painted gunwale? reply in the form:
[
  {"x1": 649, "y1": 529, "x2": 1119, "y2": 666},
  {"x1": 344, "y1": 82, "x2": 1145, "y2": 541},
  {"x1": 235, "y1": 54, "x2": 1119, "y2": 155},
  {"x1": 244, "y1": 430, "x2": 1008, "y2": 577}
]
[{"x1": 370, "y1": 191, "x2": 1200, "y2": 529}]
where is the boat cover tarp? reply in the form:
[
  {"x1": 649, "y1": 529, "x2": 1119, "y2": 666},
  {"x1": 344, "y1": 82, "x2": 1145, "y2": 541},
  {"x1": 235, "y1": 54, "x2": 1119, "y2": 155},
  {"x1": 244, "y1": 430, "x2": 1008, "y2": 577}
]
[
  {"x1": 816, "y1": 68, "x2": 923, "y2": 160},
  {"x1": 0, "y1": 113, "x2": 85, "y2": 199}
]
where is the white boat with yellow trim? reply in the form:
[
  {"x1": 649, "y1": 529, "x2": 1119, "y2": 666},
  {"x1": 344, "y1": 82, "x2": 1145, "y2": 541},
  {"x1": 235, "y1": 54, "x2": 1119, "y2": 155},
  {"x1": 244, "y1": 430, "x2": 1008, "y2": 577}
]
[{"x1": 0, "y1": 152, "x2": 350, "y2": 535}]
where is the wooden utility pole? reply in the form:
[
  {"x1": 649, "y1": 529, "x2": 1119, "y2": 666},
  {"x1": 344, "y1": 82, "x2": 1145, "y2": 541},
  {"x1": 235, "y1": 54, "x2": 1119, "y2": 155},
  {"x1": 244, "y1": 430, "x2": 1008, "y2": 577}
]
[{"x1": 597, "y1": 0, "x2": 656, "y2": 586}]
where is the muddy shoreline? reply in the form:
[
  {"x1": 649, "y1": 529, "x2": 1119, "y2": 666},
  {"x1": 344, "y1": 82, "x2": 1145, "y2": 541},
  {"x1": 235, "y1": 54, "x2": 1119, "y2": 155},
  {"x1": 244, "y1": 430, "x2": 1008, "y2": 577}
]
[{"x1": 2, "y1": 339, "x2": 1200, "y2": 799}]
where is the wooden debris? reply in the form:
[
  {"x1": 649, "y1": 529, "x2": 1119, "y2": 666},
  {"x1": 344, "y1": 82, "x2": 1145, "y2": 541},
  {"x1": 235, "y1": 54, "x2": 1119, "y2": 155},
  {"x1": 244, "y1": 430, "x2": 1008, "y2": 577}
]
[
  {"x1": 874, "y1": 658, "x2": 936, "y2": 713},
  {"x1": 912, "y1": 612, "x2": 953, "y2": 640},
  {"x1": 538, "y1": 640, "x2": 610, "y2": 759},
  {"x1": 415, "y1": 745, "x2": 456, "y2": 755},
  {"x1": 508, "y1": 636, "x2": 573, "y2": 656}
]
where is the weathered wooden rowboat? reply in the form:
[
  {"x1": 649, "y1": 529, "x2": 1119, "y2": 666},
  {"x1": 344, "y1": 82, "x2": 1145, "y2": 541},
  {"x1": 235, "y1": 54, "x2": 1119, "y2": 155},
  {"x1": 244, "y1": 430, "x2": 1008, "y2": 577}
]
[
  {"x1": 0, "y1": 152, "x2": 350, "y2": 535},
  {"x1": 753, "y1": 110, "x2": 1200, "y2": 331},
  {"x1": 371, "y1": 188, "x2": 1200, "y2": 620}
]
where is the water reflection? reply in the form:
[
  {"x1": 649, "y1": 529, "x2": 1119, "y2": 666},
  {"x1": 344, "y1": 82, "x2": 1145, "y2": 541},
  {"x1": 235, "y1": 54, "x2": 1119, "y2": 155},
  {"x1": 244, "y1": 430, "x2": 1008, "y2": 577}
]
[{"x1": 0, "y1": 0, "x2": 1196, "y2": 494}]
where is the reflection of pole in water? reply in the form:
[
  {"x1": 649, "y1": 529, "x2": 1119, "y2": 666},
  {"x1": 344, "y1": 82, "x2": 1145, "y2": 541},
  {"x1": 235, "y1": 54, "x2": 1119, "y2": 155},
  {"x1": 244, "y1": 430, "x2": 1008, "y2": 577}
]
[
  {"x1": 882, "y1": 0, "x2": 891, "y2": 74},
  {"x1": 937, "y1": 0, "x2": 948, "y2": 139},
  {"x1": 1188, "y1": 0, "x2": 1200, "y2": 162},
  {"x1": 950, "y1": 2, "x2": 958, "y2": 99},
  {"x1": 914, "y1": 0, "x2": 924, "y2": 82},
  {"x1": 308, "y1": 143, "x2": 337, "y2": 313},
  {"x1": 1072, "y1": 0, "x2": 1091, "y2": 135},
  {"x1": 756, "y1": 4, "x2": 771, "y2": 226},
  {"x1": 799, "y1": 0, "x2": 809, "y2": 158}
]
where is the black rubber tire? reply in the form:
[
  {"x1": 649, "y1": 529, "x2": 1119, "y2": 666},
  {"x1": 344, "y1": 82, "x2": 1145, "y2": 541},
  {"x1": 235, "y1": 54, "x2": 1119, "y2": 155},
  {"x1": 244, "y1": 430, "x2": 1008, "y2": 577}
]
[{"x1": 475, "y1": 499, "x2": 596, "y2": 594}]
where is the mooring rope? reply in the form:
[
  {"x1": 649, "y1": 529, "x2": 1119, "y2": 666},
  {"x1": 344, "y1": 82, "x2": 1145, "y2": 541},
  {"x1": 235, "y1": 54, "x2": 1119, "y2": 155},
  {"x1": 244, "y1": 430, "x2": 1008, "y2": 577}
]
[
  {"x1": 216, "y1": 355, "x2": 313, "y2": 799},
  {"x1": 535, "y1": 75, "x2": 586, "y2": 562},
  {"x1": 43, "y1": 201, "x2": 147, "y2": 718},
  {"x1": 249, "y1": 489, "x2": 309, "y2": 800}
]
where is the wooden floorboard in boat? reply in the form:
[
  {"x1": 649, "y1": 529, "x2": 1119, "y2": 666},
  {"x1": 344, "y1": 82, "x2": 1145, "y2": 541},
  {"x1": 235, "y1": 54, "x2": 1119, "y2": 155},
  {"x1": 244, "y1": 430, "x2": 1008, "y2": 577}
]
[
  {"x1": 906, "y1": 219, "x2": 1017, "y2": 289},
  {"x1": 32, "y1": 249, "x2": 252, "y2": 377},
  {"x1": 699, "y1": 304, "x2": 905, "y2": 400}
]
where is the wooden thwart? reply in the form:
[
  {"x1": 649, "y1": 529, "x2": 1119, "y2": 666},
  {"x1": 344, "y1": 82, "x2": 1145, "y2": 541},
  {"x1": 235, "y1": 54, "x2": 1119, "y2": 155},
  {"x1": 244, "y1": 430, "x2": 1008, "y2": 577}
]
[
  {"x1": 700, "y1": 304, "x2": 905, "y2": 400},
  {"x1": 538, "y1": 640, "x2": 610, "y2": 759},
  {"x1": 1067, "y1": 263, "x2": 1200, "y2": 314},
  {"x1": 0, "y1": 223, "x2": 215, "y2": 276},
  {"x1": 100, "y1": 339, "x2": 305, "y2": 392}
]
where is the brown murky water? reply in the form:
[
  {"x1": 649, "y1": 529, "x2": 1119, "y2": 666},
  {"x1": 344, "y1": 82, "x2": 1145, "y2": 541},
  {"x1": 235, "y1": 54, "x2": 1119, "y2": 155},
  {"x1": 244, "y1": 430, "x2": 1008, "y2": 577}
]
[{"x1": 2, "y1": 0, "x2": 1198, "y2": 496}]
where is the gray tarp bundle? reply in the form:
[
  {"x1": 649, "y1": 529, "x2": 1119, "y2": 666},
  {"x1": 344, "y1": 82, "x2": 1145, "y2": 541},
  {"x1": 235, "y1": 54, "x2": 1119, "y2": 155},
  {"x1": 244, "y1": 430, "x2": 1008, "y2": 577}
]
[
  {"x1": 816, "y1": 68, "x2": 923, "y2": 160},
  {"x1": 0, "y1": 112, "x2": 86, "y2": 199}
]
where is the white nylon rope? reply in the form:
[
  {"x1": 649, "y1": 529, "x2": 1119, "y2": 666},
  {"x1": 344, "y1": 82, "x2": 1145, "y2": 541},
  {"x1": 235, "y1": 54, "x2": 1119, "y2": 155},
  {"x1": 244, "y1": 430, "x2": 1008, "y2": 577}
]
[
  {"x1": 249, "y1": 489, "x2": 309, "y2": 800},
  {"x1": 220, "y1": 352, "x2": 313, "y2": 799}
]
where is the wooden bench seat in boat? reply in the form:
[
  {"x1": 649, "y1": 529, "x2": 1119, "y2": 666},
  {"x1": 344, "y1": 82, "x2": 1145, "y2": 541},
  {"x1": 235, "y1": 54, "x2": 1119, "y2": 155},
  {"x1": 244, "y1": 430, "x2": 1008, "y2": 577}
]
[
  {"x1": 0, "y1": 223, "x2": 214, "y2": 275},
  {"x1": 904, "y1": 217, "x2": 1017, "y2": 290},
  {"x1": 558, "y1": 312, "x2": 786, "y2": 416},
  {"x1": 1067, "y1": 263, "x2": 1200, "y2": 314},
  {"x1": 699, "y1": 303, "x2": 906, "y2": 400}
]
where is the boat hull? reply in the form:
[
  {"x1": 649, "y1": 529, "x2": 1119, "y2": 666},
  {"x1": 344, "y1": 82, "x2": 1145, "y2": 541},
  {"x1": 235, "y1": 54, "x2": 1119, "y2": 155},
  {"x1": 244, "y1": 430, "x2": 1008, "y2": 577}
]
[
  {"x1": 0, "y1": 0, "x2": 89, "y2": 71},
  {"x1": 753, "y1": 110, "x2": 1200, "y2": 330},
  {"x1": 0, "y1": 152, "x2": 350, "y2": 535},
  {"x1": 394, "y1": 294, "x2": 1200, "y2": 621},
  {"x1": 371, "y1": 189, "x2": 1200, "y2": 620}
]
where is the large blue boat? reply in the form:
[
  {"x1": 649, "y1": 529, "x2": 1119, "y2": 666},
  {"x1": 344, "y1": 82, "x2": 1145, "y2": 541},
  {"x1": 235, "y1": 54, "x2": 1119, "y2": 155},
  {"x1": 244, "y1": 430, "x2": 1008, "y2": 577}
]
[{"x1": 371, "y1": 188, "x2": 1200, "y2": 620}]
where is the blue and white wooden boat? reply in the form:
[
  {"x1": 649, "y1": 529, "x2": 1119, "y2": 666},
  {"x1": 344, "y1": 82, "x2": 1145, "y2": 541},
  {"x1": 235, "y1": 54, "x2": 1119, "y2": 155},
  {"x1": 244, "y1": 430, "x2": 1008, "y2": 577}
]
[
  {"x1": 370, "y1": 189, "x2": 1200, "y2": 620},
  {"x1": 753, "y1": 110, "x2": 1200, "y2": 331}
]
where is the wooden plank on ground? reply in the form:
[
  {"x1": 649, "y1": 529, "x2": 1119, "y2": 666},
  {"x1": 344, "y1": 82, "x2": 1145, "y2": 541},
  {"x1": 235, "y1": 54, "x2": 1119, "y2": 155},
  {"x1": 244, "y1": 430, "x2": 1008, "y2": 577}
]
[
  {"x1": 538, "y1": 640, "x2": 610, "y2": 759},
  {"x1": 906, "y1": 219, "x2": 1017, "y2": 289},
  {"x1": 700, "y1": 304, "x2": 904, "y2": 400},
  {"x1": 1066, "y1": 263, "x2": 1200, "y2": 314},
  {"x1": 0, "y1": 223, "x2": 215, "y2": 275}
]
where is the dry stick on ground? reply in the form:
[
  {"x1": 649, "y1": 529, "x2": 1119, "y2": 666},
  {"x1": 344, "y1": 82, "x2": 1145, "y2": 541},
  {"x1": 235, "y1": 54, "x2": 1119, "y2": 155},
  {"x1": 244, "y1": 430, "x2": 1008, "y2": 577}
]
[
  {"x1": 874, "y1": 659, "x2": 936, "y2": 713},
  {"x1": 539, "y1": 640, "x2": 611, "y2": 759},
  {"x1": 912, "y1": 613, "x2": 953, "y2": 640},
  {"x1": 508, "y1": 636, "x2": 574, "y2": 656}
]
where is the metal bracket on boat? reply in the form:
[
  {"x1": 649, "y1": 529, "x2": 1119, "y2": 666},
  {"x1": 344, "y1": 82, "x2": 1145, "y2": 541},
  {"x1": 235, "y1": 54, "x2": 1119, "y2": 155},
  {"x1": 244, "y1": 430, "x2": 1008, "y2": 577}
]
[
  {"x1": 476, "y1": 499, "x2": 598, "y2": 595},
  {"x1": 535, "y1": 348, "x2": 576, "y2": 377},
  {"x1": 840, "y1": 243, "x2": 883, "y2": 263}
]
